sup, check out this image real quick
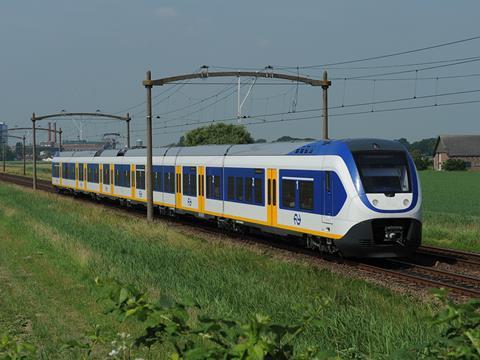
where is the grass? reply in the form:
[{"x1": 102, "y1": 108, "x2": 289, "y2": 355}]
[
  {"x1": 419, "y1": 170, "x2": 480, "y2": 252},
  {"x1": 2, "y1": 161, "x2": 51, "y2": 181},
  {"x1": 0, "y1": 182, "x2": 435, "y2": 359}
]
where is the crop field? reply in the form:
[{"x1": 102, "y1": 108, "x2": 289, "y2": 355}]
[
  {"x1": 420, "y1": 170, "x2": 480, "y2": 252},
  {"x1": 0, "y1": 182, "x2": 437, "y2": 359}
]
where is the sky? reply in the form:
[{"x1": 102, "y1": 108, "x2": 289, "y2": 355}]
[{"x1": 1, "y1": 0, "x2": 480, "y2": 147}]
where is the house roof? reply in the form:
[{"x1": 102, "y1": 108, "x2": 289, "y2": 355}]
[{"x1": 434, "y1": 135, "x2": 480, "y2": 156}]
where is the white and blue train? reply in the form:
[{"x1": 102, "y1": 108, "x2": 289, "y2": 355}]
[{"x1": 52, "y1": 139, "x2": 422, "y2": 257}]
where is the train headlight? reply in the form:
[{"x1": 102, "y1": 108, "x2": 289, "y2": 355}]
[
  {"x1": 403, "y1": 199, "x2": 410, "y2": 206},
  {"x1": 372, "y1": 199, "x2": 379, "y2": 206}
]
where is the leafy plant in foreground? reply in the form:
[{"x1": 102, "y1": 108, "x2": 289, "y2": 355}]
[
  {"x1": 98, "y1": 278, "x2": 338, "y2": 359},
  {"x1": 0, "y1": 333, "x2": 35, "y2": 360},
  {"x1": 420, "y1": 289, "x2": 480, "y2": 359}
]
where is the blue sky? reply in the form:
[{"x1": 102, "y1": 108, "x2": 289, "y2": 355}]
[{"x1": 1, "y1": 1, "x2": 479, "y2": 146}]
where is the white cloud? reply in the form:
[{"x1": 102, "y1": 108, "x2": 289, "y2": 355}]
[{"x1": 155, "y1": 7, "x2": 178, "y2": 19}]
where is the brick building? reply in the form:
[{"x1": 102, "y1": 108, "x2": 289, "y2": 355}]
[{"x1": 433, "y1": 135, "x2": 480, "y2": 170}]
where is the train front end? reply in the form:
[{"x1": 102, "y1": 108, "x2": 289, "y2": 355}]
[{"x1": 336, "y1": 139, "x2": 422, "y2": 258}]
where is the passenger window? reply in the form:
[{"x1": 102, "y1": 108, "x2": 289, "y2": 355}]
[
  {"x1": 245, "y1": 178, "x2": 253, "y2": 203},
  {"x1": 153, "y1": 171, "x2": 162, "y2": 192},
  {"x1": 79, "y1": 165, "x2": 84, "y2": 182},
  {"x1": 136, "y1": 166, "x2": 145, "y2": 190},
  {"x1": 254, "y1": 178, "x2": 262, "y2": 204},
  {"x1": 206, "y1": 175, "x2": 212, "y2": 198},
  {"x1": 227, "y1": 177, "x2": 235, "y2": 200},
  {"x1": 282, "y1": 179, "x2": 296, "y2": 209},
  {"x1": 299, "y1": 181, "x2": 314, "y2": 210},
  {"x1": 103, "y1": 165, "x2": 110, "y2": 185},
  {"x1": 164, "y1": 172, "x2": 173, "y2": 193},
  {"x1": 236, "y1": 177, "x2": 244, "y2": 201},
  {"x1": 191, "y1": 172, "x2": 197, "y2": 196},
  {"x1": 213, "y1": 175, "x2": 221, "y2": 199}
]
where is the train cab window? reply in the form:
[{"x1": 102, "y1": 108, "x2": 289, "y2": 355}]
[
  {"x1": 78, "y1": 164, "x2": 84, "y2": 182},
  {"x1": 299, "y1": 181, "x2": 314, "y2": 210},
  {"x1": 136, "y1": 165, "x2": 145, "y2": 190},
  {"x1": 153, "y1": 170, "x2": 162, "y2": 192},
  {"x1": 254, "y1": 178, "x2": 263, "y2": 204},
  {"x1": 103, "y1": 165, "x2": 110, "y2": 185},
  {"x1": 164, "y1": 172, "x2": 174, "y2": 193},
  {"x1": 245, "y1": 178, "x2": 253, "y2": 203},
  {"x1": 353, "y1": 151, "x2": 411, "y2": 194},
  {"x1": 235, "y1": 177, "x2": 244, "y2": 201},
  {"x1": 281, "y1": 179, "x2": 296, "y2": 209}
]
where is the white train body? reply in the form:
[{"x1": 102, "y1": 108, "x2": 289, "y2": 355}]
[{"x1": 52, "y1": 139, "x2": 422, "y2": 257}]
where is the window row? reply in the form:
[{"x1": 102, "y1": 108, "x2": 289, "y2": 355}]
[
  {"x1": 281, "y1": 179, "x2": 314, "y2": 211},
  {"x1": 226, "y1": 176, "x2": 263, "y2": 205}
]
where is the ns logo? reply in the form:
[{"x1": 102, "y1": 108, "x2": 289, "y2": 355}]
[
  {"x1": 187, "y1": 197, "x2": 192, "y2": 206},
  {"x1": 293, "y1": 213, "x2": 302, "y2": 226}
]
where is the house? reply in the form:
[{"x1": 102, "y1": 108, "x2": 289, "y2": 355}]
[{"x1": 433, "y1": 135, "x2": 480, "y2": 170}]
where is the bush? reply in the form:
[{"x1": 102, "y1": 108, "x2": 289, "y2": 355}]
[
  {"x1": 443, "y1": 159, "x2": 467, "y2": 171},
  {"x1": 411, "y1": 150, "x2": 431, "y2": 171}
]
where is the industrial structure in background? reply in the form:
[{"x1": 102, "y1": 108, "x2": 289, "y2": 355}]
[{"x1": 433, "y1": 135, "x2": 480, "y2": 170}]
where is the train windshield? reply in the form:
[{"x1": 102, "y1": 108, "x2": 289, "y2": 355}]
[{"x1": 353, "y1": 151, "x2": 411, "y2": 194}]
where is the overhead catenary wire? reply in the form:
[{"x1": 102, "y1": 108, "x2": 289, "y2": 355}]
[
  {"x1": 150, "y1": 98, "x2": 480, "y2": 137},
  {"x1": 131, "y1": 88, "x2": 480, "y2": 134}
]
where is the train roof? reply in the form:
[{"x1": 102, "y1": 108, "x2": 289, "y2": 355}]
[{"x1": 54, "y1": 139, "x2": 406, "y2": 159}]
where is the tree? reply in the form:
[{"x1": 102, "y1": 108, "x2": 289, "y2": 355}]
[
  {"x1": 410, "y1": 149, "x2": 430, "y2": 171},
  {"x1": 182, "y1": 123, "x2": 254, "y2": 146},
  {"x1": 276, "y1": 136, "x2": 314, "y2": 142},
  {"x1": 443, "y1": 159, "x2": 467, "y2": 171},
  {"x1": 15, "y1": 142, "x2": 23, "y2": 159}
]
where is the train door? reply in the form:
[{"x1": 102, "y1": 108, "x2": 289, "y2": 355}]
[
  {"x1": 198, "y1": 166, "x2": 205, "y2": 213},
  {"x1": 75, "y1": 163, "x2": 79, "y2": 189},
  {"x1": 175, "y1": 166, "x2": 182, "y2": 209},
  {"x1": 131, "y1": 164, "x2": 136, "y2": 199},
  {"x1": 323, "y1": 171, "x2": 333, "y2": 224},
  {"x1": 84, "y1": 164, "x2": 88, "y2": 191},
  {"x1": 267, "y1": 169, "x2": 277, "y2": 226},
  {"x1": 110, "y1": 164, "x2": 114, "y2": 195},
  {"x1": 99, "y1": 164, "x2": 103, "y2": 193}
]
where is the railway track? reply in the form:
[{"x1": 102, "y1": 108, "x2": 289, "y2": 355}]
[
  {"x1": 0, "y1": 173, "x2": 53, "y2": 192},
  {"x1": 358, "y1": 259, "x2": 480, "y2": 298},
  {"x1": 1, "y1": 172, "x2": 479, "y2": 299},
  {"x1": 416, "y1": 245, "x2": 480, "y2": 267}
]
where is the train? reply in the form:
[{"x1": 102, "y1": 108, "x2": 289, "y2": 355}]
[{"x1": 51, "y1": 138, "x2": 422, "y2": 257}]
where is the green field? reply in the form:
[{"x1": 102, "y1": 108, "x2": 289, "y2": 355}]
[
  {"x1": 0, "y1": 183, "x2": 436, "y2": 358},
  {"x1": 420, "y1": 170, "x2": 480, "y2": 252},
  {"x1": 2, "y1": 161, "x2": 51, "y2": 181}
]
